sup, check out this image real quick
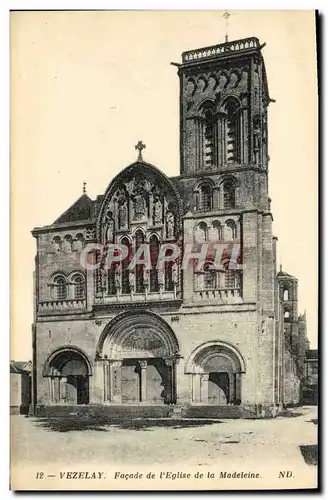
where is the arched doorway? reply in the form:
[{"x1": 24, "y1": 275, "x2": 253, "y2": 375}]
[
  {"x1": 43, "y1": 347, "x2": 92, "y2": 405},
  {"x1": 96, "y1": 310, "x2": 180, "y2": 405},
  {"x1": 186, "y1": 341, "x2": 245, "y2": 406}
]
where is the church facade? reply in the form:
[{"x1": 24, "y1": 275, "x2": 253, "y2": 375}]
[{"x1": 31, "y1": 36, "x2": 307, "y2": 418}]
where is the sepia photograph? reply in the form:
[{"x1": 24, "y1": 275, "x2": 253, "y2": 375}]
[{"x1": 10, "y1": 9, "x2": 318, "y2": 491}]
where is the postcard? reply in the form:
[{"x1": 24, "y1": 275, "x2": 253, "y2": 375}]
[{"x1": 10, "y1": 10, "x2": 318, "y2": 491}]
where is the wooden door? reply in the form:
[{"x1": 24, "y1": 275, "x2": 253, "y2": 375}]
[{"x1": 121, "y1": 362, "x2": 140, "y2": 403}]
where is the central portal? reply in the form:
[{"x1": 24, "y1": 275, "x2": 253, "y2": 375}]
[
  {"x1": 98, "y1": 310, "x2": 180, "y2": 405},
  {"x1": 121, "y1": 358, "x2": 170, "y2": 404}
]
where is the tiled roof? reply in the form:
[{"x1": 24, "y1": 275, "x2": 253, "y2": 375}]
[{"x1": 53, "y1": 194, "x2": 93, "y2": 224}]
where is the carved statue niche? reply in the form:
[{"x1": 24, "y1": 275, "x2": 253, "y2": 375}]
[
  {"x1": 128, "y1": 269, "x2": 135, "y2": 293},
  {"x1": 114, "y1": 266, "x2": 121, "y2": 291},
  {"x1": 117, "y1": 197, "x2": 128, "y2": 229},
  {"x1": 105, "y1": 209, "x2": 114, "y2": 243},
  {"x1": 165, "y1": 204, "x2": 175, "y2": 240},
  {"x1": 172, "y1": 261, "x2": 179, "y2": 285},
  {"x1": 152, "y1": 192, "x2": 163, "y2": 226},
  {"x1": 132, "y1": 193, "x2": 147, "y2": 221},
  {"x1": 157, "y1": 266, "x2": 165, "y2": 288},
  {"x1": 131, "y1": 173, "x2": 148, "y2": 221}
]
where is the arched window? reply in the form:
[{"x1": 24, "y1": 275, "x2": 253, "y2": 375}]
[
  {"x1": 135, "y1": 230, "x2": 145, "y2": 293},
  {"x1": 223, "y1": 180, "x2": 236, "y2": 209},
  {"x1": 211, "y1": 221, "x2": 222, "y2": 242},
  {"x1": 71, "y1": 274, "x2": 85, "y2": 299},
  {"x1": 224, "y1": 220, "x2": 237, "y2": 240},
  {"x1": 200, "y1": 184, "x2": 212, "y2": 212},
  {"x1": 284, "y1": 309, "x2": 291, "y2": 322},
  {"x1": 283, "y1": 288, "x2": 289, "y2": 301},
  {"x1": 203, "y1": 262, "x2": 217, "y2": 289},
  {"x1": 53, "y1": 236, "x2": 61, "y2": 253},
  {"x1": 200, "y1": 102, "x2": 217, "y2": 168},
  {"x1": 63, "y1": 235, "x2": 73, "y2": 252},
  {"x1": 74, "y1": 234, "x2": 84, "y2": 252},
  {"x1": 224, "y1": 269, "x2": 241, "y2": 289},
  {"x1": 53, "y1": 275, "x2": 67, "y2": 300},
  {"x1": 149, "y1": 235, "x2": 160, "y2": 292},
  {"x1": 121, "y1": 237, "x2": 131, "y2": 294},
  {"x1": 165, "y1": 261, "x2": 174, "y2": 291},
  {"x1": 204, "y1": 108, "x2": 216, "y2": 168},
  {"x1": 108, "y1": 264, "x2": 116, "y2": 296},
  {"x1": 195, "y1": 222, "x2": 207, "y2": 243},
  {"x1": 222, "y1": 99, "x2": 240, "y2": 163}
]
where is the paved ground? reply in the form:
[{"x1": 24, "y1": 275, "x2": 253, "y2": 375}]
[{"x1": 11, "y1": 405, "x2": 317, "y2": 468}]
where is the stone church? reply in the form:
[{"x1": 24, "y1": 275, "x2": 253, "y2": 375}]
[{"x1": 31, "y1": 36, "x2": 308, "y2": 418}]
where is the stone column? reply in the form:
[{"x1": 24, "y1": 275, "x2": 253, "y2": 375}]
[
  {"x1": 235, "y1": 373, "x2": 242, "y2": 404},
  {"x1": 228, "y1": 373, "x2": 235, "y2": 405},
  {"x1": 103, "y1": 360, "x2": 110, "y2": 402},
  {"x1": 60, "y1": 377, "x2": 67, "y2": 403},
  {"x1": 54, "y1": 377, "x2": 60, "y2": 403},
  {"x1": 192, "y1": 373, "x2": 201, "y2": 403},
  {"x1": 200, "y1": 374, "x2": 209, "y2": 404},
  {"x1": 49, "y1": 377, "x2": 54, "y2": 402},
  {"x1": 111, "y1": 361, "x2": 122, "y2": 403},
  {"x1": 139, "y1": 360, "x2": 147, "y2": 403},
  {"x1": 213, "y1": 186, "x2": 220, "y2": 210},
  {"x1": 164, "y1": 359, "x2": 174, "y2": 404}
]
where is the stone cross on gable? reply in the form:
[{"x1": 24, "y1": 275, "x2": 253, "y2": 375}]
[{"x1": 135, "y1": 141, "x2": 146, "y2": 161}]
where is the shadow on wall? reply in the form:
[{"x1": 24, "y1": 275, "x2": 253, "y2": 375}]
[{"x1": 34, "y1": 417, "x2": 223, "y2": 433}]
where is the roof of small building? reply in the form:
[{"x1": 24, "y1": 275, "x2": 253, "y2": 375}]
[
  {"x1": 10, "y1": 360, "x2": 32, "y2": 374},
  {"x1": 306, "y1": 349, "x2": 318, "y2": 360},
  {"x1": 277, "y1": 265, "x2": 297, "y2": 280}
]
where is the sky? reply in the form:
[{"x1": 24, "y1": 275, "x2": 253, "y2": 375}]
[{"x1": 11, "y1": 10, "x2": 318, "y2": 360}]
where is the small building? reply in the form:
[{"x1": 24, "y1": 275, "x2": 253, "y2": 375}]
[{"x1": 10, "y1": 361, "x2": 32, "y2": 415}]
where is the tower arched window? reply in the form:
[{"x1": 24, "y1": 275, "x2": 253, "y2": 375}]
[
  {"x1": 200, "y1": 184, "x2": 212, "y2": 212},
  {"x1": 224, "y1": 269, "x2": 241, "y2": 289},
  {"x1": 74, "y1": 234, "x2": 84, "y2": 252},
  {"x1": 223, "y1": 180, "x2": 236, "y2": 209},
  {"x1": 121, "y1": 237, "x2": 132, "y2": 294},
  {"x1": 53, "y1": 236, "x2": 61, "y2": 253},
  {"x1": 135, "y1": 230, "x2": 145, "y2": 293},
  {"x1": 149, "y1": 235, "x2": 160, "y2": 292},
  {"x1": 204, "y1": 108, "x2": 217, "y2": 168},
  {"x1": 203, "y1": 262, "x2": 217, "y2": 289},
  {"x1": 196, "y1": 222, "x2": 207, "y2": 243},
  {"x1": 224, "y1": 219, "x2": 237, "y2": 240},
  {"x1": 53, "y1": 275, "x2": 67, "y2": 300},
  {"x1": 284, "y1": 309, "x2": 291, "y2": 322},
  {"x1": 283, "y1": 289, "x2": 289, "y2": 301},
  {"x1": 222, "y1": 99, "x2": 240, "y2": 163},
  {"x1": 71, "y1": 274, "x2": 85, "y2": 299},
  {"x1": 63, "y1": 235, "x2": 73, "y2": 252},
  {"x1": 211, "y1": 221, "x2": 222, "y2": 242}
]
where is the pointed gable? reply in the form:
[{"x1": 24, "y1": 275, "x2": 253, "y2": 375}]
[{"x1": 53, "y1": 194, "x2": 93, "y2": 224}]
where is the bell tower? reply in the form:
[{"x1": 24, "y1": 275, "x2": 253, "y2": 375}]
[
  {"x1": 174, "y1": 36, "x2": 275, "y2": 318},
  {"x1": 178, "y1": 37, "x2": 270, "y2": 178}
]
